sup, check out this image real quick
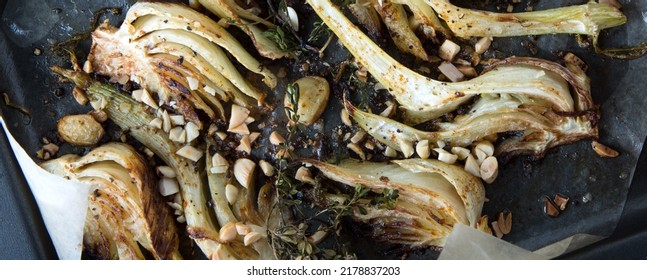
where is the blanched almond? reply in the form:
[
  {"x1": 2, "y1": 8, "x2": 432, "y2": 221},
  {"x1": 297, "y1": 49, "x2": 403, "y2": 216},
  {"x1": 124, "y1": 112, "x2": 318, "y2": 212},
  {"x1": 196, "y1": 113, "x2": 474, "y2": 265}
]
[
  {"x1": 347, "y1": 143, "x2": 366, "y2": 160},
  {"x1": 259, "y1": 160, "x2": 275, "y2": 177},
  {"x1": 398, "y1": 139, "x2": 414, "y2": 158},
  {"x1": 219, "y1": 222, "x2": 237, "y2": 242},
  {"x1": 237, "y1": 135, "x2": 252, "y2": 154},
  {"x1": 464, "y1": 155, "x2": 481, "y2": 178},
  {"x1": 157, "y1": 166, "x2": 176, "y2": 178},
  {"x1": 170, "y1": 115, "x2": 185, "y2": 126},
  {"x1": 439, "y1": 39, "x2": 461, "y2": 61},
  {"x1": 295, "y1": 166, "x2": 315, "y2": 184},
  {"x1": 159, "y1": 177, "x2": 180, "y2": 196},
  {"x1": 350, "y1": 130, "x2": 366, "y2": 144},
  {"x1": 169, "y1": 127, "x2": 186, "y2": 143},
  {"x1": 451, "y1": 147, "x2": 470, "y2": 160},
  {"x1": 176, "y1": 145, "x2": 204, "y2": 162},
  {"x1": 438, "y1": 151, "x2": 458, "y2": 164},
  {"x1": 236, "y1": 223, "x2": 252, "y2": 235},
  {"x1": 384, "y1": 146, "x2": 398, "y2": 157},
  {"x1": 228, "y1": 123, "x2": 250, "y2": 135},
  {"x1": 416, "y1": 140, "x2": 430, "y2": 159},
  {"x1": 249, "y1": 132, "x2": 261, "y2": 144},
  {"x1": 225, "y1": 184, "x2": 239, "y2": 205},
  {"x1": 228, "y1": 105, "x2": 251, "y2": 130},
  {"x1": 186, "y1": 76, "x2": 199, "y2": 91},
  {"x1": 234, "y1": 158, "x2": 256, "y2": 189},
  {"x1": 212, "y1": 153, "x2": 228, "y2": 167},
  {"x1": 244, "y1": 232, "x2": 262, "y2": 246},
  {"x1": 480, "y1": 156, "x2": 498, "y2": 184},
  {"x1": 269, "y1": 131, "x2": 286, "y2": 145},
  {"x1": 185, "y1": 122, "x2": 200, "y2": 142},
  {"x1": 149, "y1": 118, "x2": 163, "y2": 130},
  {"x1": 475, "y1": 141, "x2": 494, "y2": 157}
]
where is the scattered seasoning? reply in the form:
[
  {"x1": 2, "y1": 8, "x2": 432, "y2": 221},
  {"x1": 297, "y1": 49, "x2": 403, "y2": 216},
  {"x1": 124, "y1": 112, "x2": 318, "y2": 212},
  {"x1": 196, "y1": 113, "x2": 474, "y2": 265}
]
[{"x1": 2, "y1": 92, "x2": 32, "y2": 119}]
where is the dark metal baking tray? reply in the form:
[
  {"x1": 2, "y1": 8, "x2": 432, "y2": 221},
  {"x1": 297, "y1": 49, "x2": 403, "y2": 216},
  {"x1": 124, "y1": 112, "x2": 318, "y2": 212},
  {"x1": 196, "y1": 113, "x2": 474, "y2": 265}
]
[{"x1": 1, "y1": 0, "x2": 647, "y2": 259}]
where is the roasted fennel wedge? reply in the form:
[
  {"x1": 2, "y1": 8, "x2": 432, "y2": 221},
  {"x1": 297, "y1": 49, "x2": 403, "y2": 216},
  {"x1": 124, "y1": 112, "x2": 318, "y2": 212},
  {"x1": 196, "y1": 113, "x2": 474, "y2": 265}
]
[
  {"x1": 307, "y1": 0, "x2": 595, "y2": 124},
  {"x1": 306, "y1": 158, "x2": 485, "y2": 248},
  {"x1": 52, "y1": 66, "x2": 224, "y2": 259},
  {"x1": 88, "y1": 1, "x2": 275, "y2": 127},
  {"x1": 41, "y1": 143, "x2": 181, "y2": 260}
]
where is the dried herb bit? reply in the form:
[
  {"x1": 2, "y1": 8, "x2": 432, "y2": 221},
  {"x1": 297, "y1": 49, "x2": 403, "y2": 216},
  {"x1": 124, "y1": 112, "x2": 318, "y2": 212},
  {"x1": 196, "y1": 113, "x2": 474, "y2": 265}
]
[
  {"x1": 2, "y1": 92, "x2": 32, "y2": 119},
  {"x1": 592, "y1": 35, "x2": 647, "y2": 60},
  {"x1": 308, "y1": 21, "x2": 331, "y2": 43}
]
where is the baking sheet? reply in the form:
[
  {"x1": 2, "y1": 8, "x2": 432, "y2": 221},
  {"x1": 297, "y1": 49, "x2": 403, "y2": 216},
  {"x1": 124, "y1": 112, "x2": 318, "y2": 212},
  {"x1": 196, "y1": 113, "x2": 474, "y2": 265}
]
[{"x1": 1, "y1": 0, "x2": 646, "y2": 259}]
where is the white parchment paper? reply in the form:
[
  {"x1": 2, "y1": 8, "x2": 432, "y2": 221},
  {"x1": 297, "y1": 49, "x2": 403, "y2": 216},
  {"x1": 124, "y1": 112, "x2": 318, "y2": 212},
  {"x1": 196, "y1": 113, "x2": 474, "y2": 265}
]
[{"x1": 1, "y1": 117, "x2": 90, "y2": 259}]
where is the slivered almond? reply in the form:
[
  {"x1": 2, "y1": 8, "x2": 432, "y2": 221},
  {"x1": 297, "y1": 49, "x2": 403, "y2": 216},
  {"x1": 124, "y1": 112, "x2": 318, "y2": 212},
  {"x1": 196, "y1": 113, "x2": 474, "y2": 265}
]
[
  {"x1": 475, "y1": 37, "x2": 492, "y2": 54},
  {"x1": 162, "y1": 110, "x2": 172, "y2": 133}
]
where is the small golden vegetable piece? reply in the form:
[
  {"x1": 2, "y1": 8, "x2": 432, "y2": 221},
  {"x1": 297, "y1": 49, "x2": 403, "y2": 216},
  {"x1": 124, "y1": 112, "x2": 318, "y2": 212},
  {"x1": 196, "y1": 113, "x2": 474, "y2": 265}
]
[
  {"x1": 57, "y1": 114, "x2": 105, "y2": 146},
  {"x1": 234, "y1": 158, "x2": 256, "y2": 189},
  {"x1": 347, "y1": 143, "x2": 366, "y2": 160},
  {"x1": 476, "y1": 215, "x2": 492, "y2": 235},
  {"x1": 73, "y1": 87, "x2": 89, "y2": 106},
  {"x1": 284, "y1": 76, "x2": 330, "y2": 126},
  {"x1": 341, "y1": 109, "x2": 352, "y2": 126},
  {"x1": 225, "y1": 184, "x2": 239, "y2": 205}
]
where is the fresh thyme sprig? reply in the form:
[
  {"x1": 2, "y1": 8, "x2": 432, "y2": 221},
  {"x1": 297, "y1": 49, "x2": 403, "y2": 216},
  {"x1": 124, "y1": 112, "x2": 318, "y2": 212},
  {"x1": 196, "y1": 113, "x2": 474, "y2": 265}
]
[{"x1": 308, "y1": 20, "x2": 331, "y2": 43}]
